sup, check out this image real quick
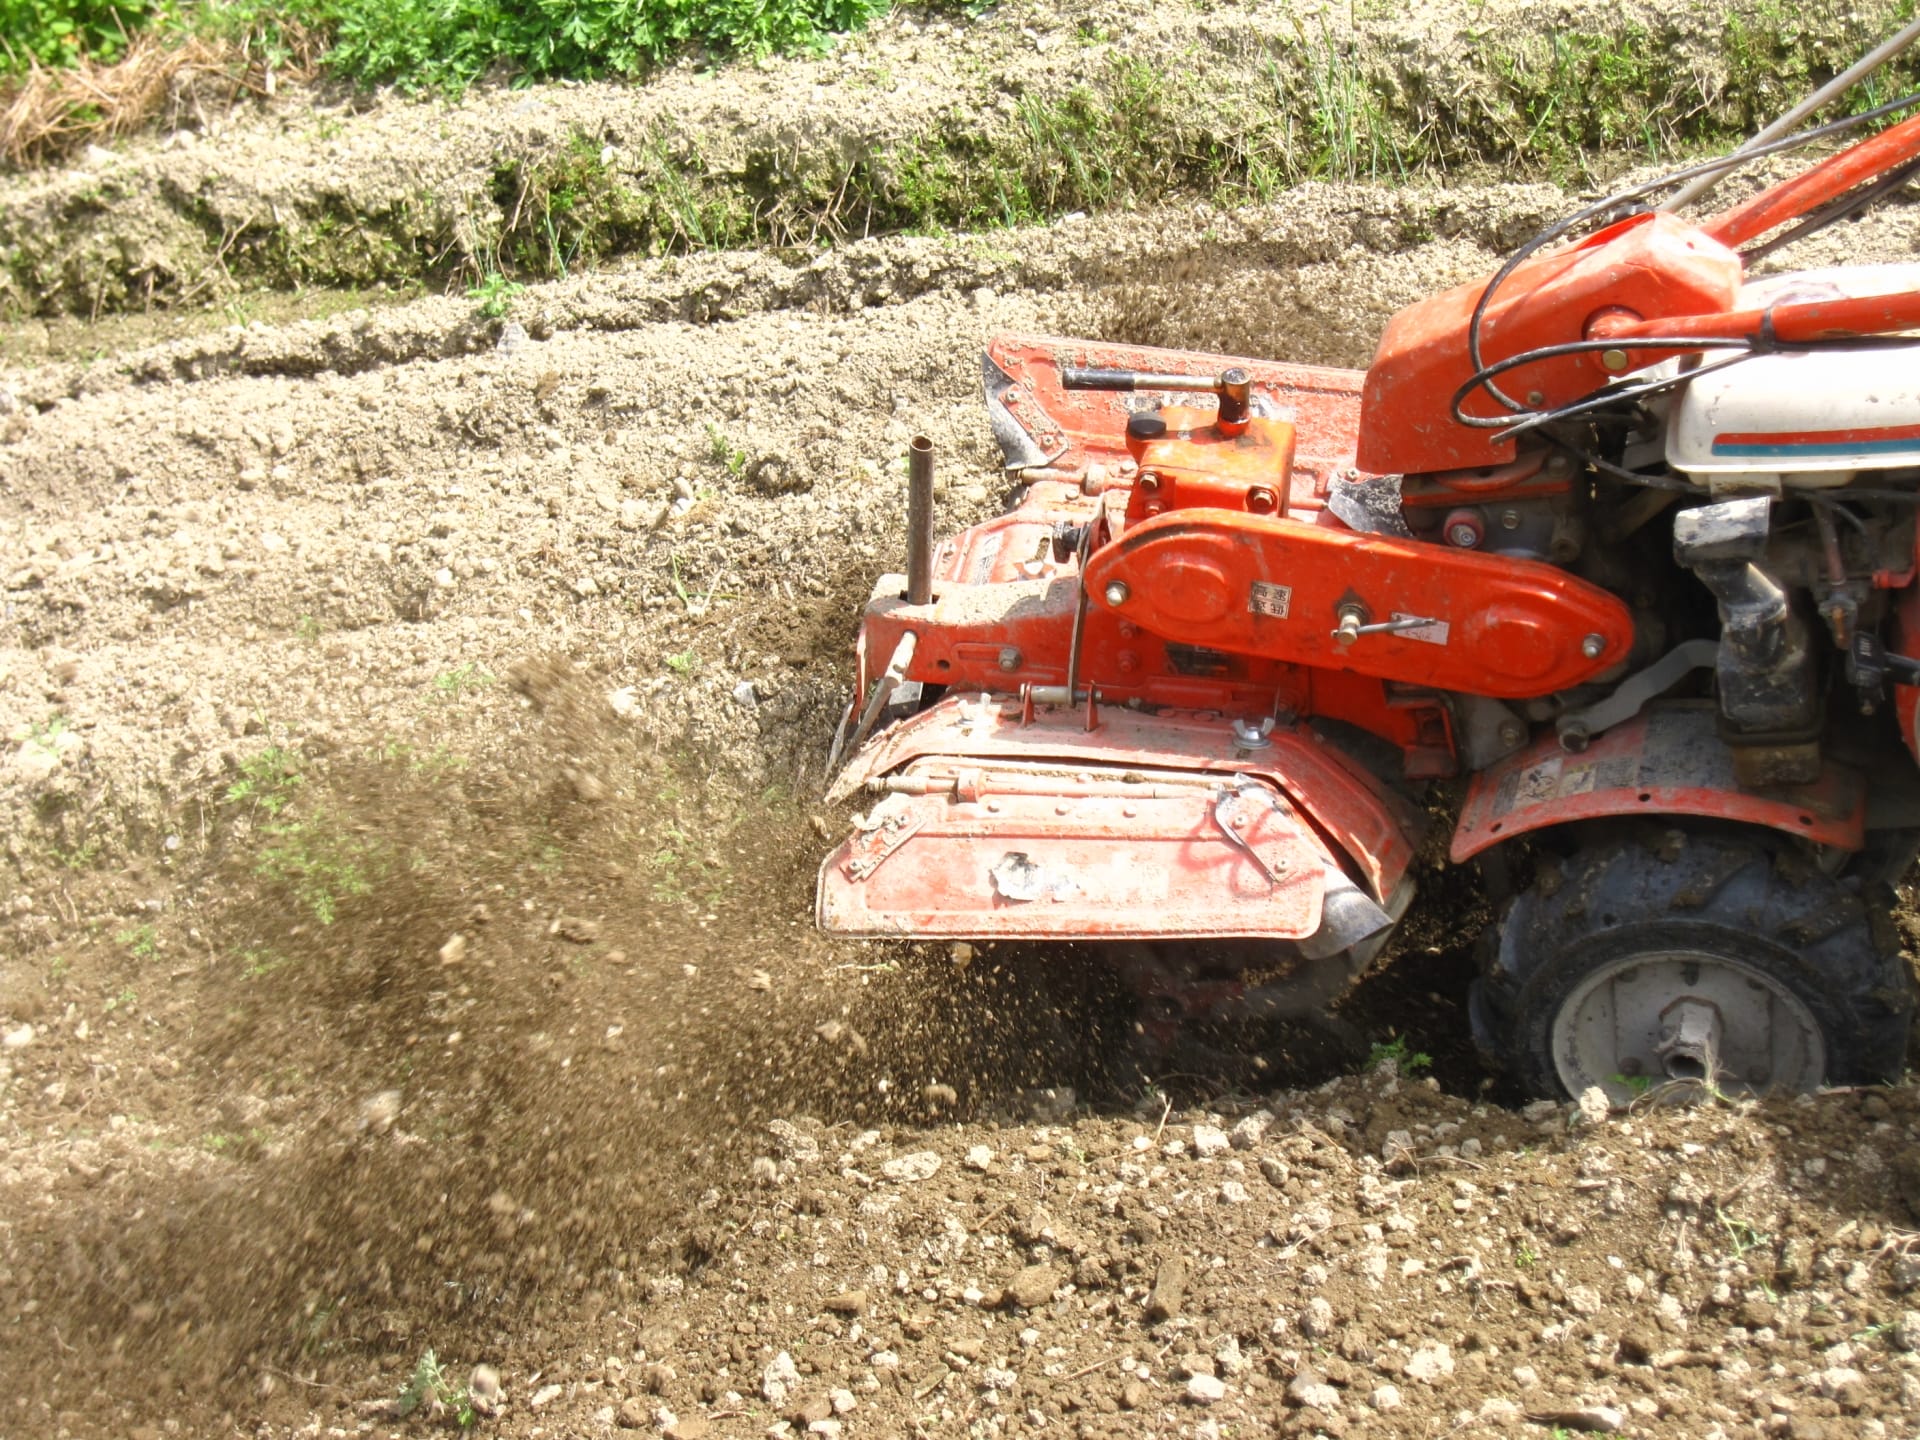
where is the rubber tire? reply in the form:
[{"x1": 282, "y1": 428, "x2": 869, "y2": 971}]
[{"x1": 1474, "y1": 833, "x2": 1912, "y2": 1099}]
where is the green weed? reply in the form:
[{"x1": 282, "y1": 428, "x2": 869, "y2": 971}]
[
  {"x1": 116, "y1": 922, "x2": 157, "y2": 959},
  {"x1": 663, "y1": 650, "x2": 699, "y2": 675},
  {"x1": 1366, "y1": 1034, "x2": 1432, "y2": 1076},
  {"x1": 1717, "y1": 1208, "x2": 1770, "y2": 1261},
  {"x1": 465, "y1": 271, "x2": 523, "y2": 319},
  {"x1": 225, "y1": 746, "x2": 304, "y2": 817},
  {"x1": 432, "y1": 662, "x2": 495, "y2": 695},
  {"x1": 395, "y1": 1347, "x2": 474, "y2": 1425},
  {"x1": 1514, "y1": 1241, "x2": 1538, "y2": 1270}
]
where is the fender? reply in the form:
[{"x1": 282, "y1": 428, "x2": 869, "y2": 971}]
[{"x1": 1450, "y1": 704, "x2": 1865, "y2": 862}]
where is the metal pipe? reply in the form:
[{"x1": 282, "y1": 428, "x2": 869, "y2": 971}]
[
  {"x1": 907, "y1": 435, "x2": 934, "y2": 605},
  {"x1": 1670, "y1": 16, "x2": 1920, "y2": 211}
]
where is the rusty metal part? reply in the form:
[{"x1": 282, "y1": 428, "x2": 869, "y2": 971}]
[
  {"x1": 1452, "y1": 704, "x2": 1866, "y2": 862},
  {"x1": 907, "y1": 435, "x2": 934, "y2": 605}
]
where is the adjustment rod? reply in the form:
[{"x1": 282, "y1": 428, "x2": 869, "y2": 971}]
[{"x1": 1060, "y1": 365, "x2": 1253, "y2": 428}]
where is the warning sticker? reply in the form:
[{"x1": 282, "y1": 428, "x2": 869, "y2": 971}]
[
  {"x1": 1248, "y1": 581, "x2": 1292, "y2": 618},
  {"x1": 1392, "y1": 613, "x2": 1450, "y2": 645}
]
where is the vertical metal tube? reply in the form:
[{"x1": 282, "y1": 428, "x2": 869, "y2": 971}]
[{"x1": 907, "y1": 435, "x2": 934, "y2": 605}]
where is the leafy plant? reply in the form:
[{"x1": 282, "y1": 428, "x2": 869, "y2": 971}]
[
  {"x1": 1366, "y1": 1034, "x2": 1432, "y2": 1076},
  {"x1": 225, "y1": 746, "x2": 304, "y2": 817},
  {"x1": 395, "y1": 1347, "x2": 474, "y2": 1425},
  {"x1": 116, "y1": 923, "x2": 157, "y2": 959},
  {"x1": 465, "y1": 271, "x2": 523, "y2": 319},
  {"x1": 432, "y1": 662, "x2": 495, "y2": 695},
  {"x1": 0, "y1": 0, "x2": 155, "y2": 72},
  {"x1": 663, "y1": 650, "x2": 698, "y2": 675}
]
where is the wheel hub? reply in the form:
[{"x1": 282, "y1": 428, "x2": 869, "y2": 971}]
[
  {"x1": 1654, "y1": 996, "x2": 1724, "y2": 1082},
  {"x1": 1551, "y1": 951, "x2": 1826, "y2": 1103}
]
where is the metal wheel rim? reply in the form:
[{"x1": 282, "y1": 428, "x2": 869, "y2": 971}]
[{"x1": 1550, "y1": 949, "x2": 1826, "y2": 1104}]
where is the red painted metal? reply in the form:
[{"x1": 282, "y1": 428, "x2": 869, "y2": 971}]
[
  {"x1": 1356, "y1": 212, "x2": 1742, "y2": 476},
  {"x1": 1701, "y1": 110, "x2": 1920, "y2": 249},
  {"x1": 1588, "y1": 287, "x2": 1920, "y2": 345},
  {"x1": 827, "y1": 695, "x2": 1419, "y2": 905},
  {"x1": 818, "y1": 761, "x2": 1333, "y2": 940},
  {"x1": 1080, "y1": 508, "x2": 1635, "y2": 698},
  {"x1": 1451, "y1": 706, "x2": 1866, "y2": 862}
]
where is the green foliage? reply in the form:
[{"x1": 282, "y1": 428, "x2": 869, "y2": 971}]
[
  {"x1": 0, "y1": 0, "x2": 155, "y2": 72},
  {"x1": 225, "y1": 746, "x2": 304, "y2": 817},
  {"x1": 395, "y1": 1347, "x2": 473, "y2": 1424},
  {"x1": 116, "y1": 922, "x2": 158, "y2": 958},
  {"x1": 1366, "y1": 1034, "x2": 1432, "y2": 1076},
  {"x1": 465, "y1": 271, "x2": 522, "y2": 319},
  {"x1": 320, "y1": 0, "x2": 891, "y2": 92}
]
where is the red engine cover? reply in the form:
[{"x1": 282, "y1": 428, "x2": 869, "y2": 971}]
[{"x1": 1357, "y1": 212, "x2": 1741, "y2": 476}]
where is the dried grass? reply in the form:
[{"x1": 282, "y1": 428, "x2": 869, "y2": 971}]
[{"x1": 0, "y1": 26, "x2": 324, "y2": 170}]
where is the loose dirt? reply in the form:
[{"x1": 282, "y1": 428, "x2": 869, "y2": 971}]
[{"x1": 6, "y1": 40, "x2": 1920, "y2": 1440}]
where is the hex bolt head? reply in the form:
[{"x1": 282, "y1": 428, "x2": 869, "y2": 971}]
[
  {"x1": 997, "y1": 646, "x2": 1022, "y2": 672},
  {"x1": 1447, "y1": 521, "x2": 1480, "y2": 547},
  {"x1": 1601, "y1": 348, "x2": 1629, "y2": 372},
  {"x1": 1246, "y1": 486, "x2": 1278, "y2": 514},
  {"x1": 1138, "y1": 471, "x2": 1162, "y2": 494},
  {"x1": 1581, "y1": 633, "x2": 1606, "y2": 658},
  {"x1": 1500, "y1": 508, "x2": 1523, "y2": 530},
  {"x1": 1104, "y1": 581, "x2": 1130, "y2": 607}
]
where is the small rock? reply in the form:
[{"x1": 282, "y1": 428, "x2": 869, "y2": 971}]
[
  {"x1": 1566, "y1": 1283, "x2": 1603, "y2": 1317},
  {"x1": 1300, "y1": 1296, "x2": 1336, "y2": 1338},
  {"x1": 1371, "y1": 1384, "x2": 1403, "y2": 1411},
  {"x1": 1191, "y1": 1124, "x2": 1231, "y2": 1157},
  {"x1": 1404, "y1": 1343, "x2": 1454, "y2": 1383},
  {"x1": 1004, "y1": 1264, "x2": 1060, "y2": 1309},
  {"x1": 964, "y1": 1145, "x2": 994, "y2": 1171},
  {"x1": 763, "y1": 1351, "x2": 800, "y2": 1405},
  {"x1": 467, "y1": 1365, "x2": 503, "y2": 1417},
  {"x1": 496, "y1": 321, "x2": 528, "y2": 353},
  {"x1": 1286, "y1": 1373, "x2": 1340, "y2": 1410},
  {"x1": 823, "y1": 1290, "x2": 868, "y2": 1316},
  {"x1": 1147, "y1": 1255, "x2": 1189, "y2": 1321},
  {"x1": 1120, "y1": 1379, "x2": 1151, "y2": 1410},
  {"x1": 732, "y1": 680, "x2": 759, "y2": 708},
  {"x1": 616, "y1": 1395, "x2": 648, "y2": 1428},
  {"x1": 1511, "y1": 1365, "x2": 1539, "y2": 1388},
  {"x1": 1219, "y1": 1179, "x2": 1251, "y2": 1205},
  {"x1": 358, "y1": 1090, "x2": 402, "y2": 1134},
  {"x1": 791, "y1": 1396, "x2": 832, "y2": 1425},
  {"x1": 1229, "y1": 1110, "x2": 1273, "y2": 1149},
  {"x1": 553, "y1": 915, "x2": 602, "y2": 943},
  {"x1": 1185, "y1": 1373, "x2": 1227, "y2": 1405},
  {"x1": 1521, "y1": 1099, "x2": 1559, "y2": 1123},
  {"x1": 572, "y1": 575, "x2": 599, "y2": 598},
  {"x1": 530, "y1": 1383, "x2": 563, "y2": 1409},
  {"x1": 1576, "y1": 1085, "x2": 1612, "y2": 1125},
  {"x1": 1893, "y1": 1310, "x2": 1920, "y2": 1351},
  {"x1": 828, "y1": 1389, "x2": 856, "y2": 1415},
  {"x1": 438, "y1": 933, "x2": 468, "y2": 966},
  {"x1": 881, "y1": 1151, "x2": 941, "y2": 1183},
  {"x1": 2, "y1": 1024, "x2": 33, "y2": 1049}
]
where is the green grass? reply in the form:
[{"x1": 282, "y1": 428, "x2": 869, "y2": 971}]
[{"x1": 3, "y1": 0, "x2": 890, "y2": 81}]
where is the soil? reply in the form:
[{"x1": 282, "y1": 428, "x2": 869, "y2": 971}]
[{"x1": 7, "y1": 16, "x2": 1920, "y2": 1440}]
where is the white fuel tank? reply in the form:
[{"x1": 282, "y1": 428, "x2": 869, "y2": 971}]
[{"x1": 1665, "y1": 263, "x2": 1920, "y2": 488}]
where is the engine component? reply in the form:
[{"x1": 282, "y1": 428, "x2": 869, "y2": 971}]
[{"x1": 1671, "y1": 497, "x2": 1820, "y2": 783}]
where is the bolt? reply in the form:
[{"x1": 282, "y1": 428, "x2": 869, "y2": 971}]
[
  {"x1": 1500, "y1": 508, "x2": 1522, "y2": 530},
  {"x1": 1105, "y1": 581, "x2": 1130, "y2": 607},
  {"x1": 1116, "y1": 650, "x2": 1139, "y2": 673},
  {"x1": 1498, "y1": 721, "x2": 1525, "y2": 746},
  {"x1": 1601, "y1": 348, "x2": 1629, "y2": 372},
  {"x1": 1447, "y1": 521, "x2": 1480, "y2": 547},
  {"x1": 1581, "y1": 633, "x2": 1606, "y2": 659},
  {"x1": 997, "y1": 647, "x2": 1022, "y2": 672},
  {"x1": 1246, "y1": 486, "x2": 1278, "y2": 515},
  {"x1": 1138, "y1": 471, "x2": 1162, "y2": 494},
  {"x1": 1526, "y1": 389, "x2": 1546, "y2": 407}
]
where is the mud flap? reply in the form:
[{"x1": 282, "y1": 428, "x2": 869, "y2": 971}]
[{"x1": 818, "y1": 763, "x2": 1378, "y2": 943}]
